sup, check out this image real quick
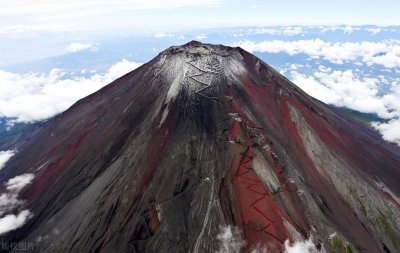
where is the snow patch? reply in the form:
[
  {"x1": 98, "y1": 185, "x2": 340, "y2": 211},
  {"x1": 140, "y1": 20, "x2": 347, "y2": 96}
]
[
  {"x1": 165, "y1": 73, "x2": 183, "y2": 104},
  {"x1": 216, "y1": 225, "x2": 245, "y2": 253},
  {"x1": 36, "y1": 161, "x2": 49, "y2": 171},
  {"x1": 193, "y1": 177, "x2": 215, "y2": 253},
  {"x1": 226, "y1": 57, "x2": 245, "y2": 80},
  {"x1": 158, "y1": 64, "x2": 185, "y2": 127},
  {"x1": 0, "y1": 150, "x2": 15, "y2": 170},
  {"x1": 158, "y1": 107, "x2": 169, "y2": 127},
  {"x1": 156, "y1": 204, "x2": 162, "y2": 221},
  {"x1": 328, "y1": 232, "x2": 337, "y2": 240},
  {"x1": 228, "y1": 113, "x2": 243, "y2": 122}
]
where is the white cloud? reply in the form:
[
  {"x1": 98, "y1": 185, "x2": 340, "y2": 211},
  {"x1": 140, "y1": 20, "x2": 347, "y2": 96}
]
[
  {"x1": 5, "y1": 173, "x2": 35, "y2": 192},
  {"x1": 321, "y1": 26, "x2": 358, "y2": 34},
  {"x1": 365, "y1": 28, "x2": 382, "y2": 36},
  {"x1": 66, "y1": 42, "x2": 97, "y2": 53},
  {"x1": 282, "y1": 27, "x2": 304, "y2": 36},
  {"x1": 0, "y1": 173, "x2": 35, "y2": 216},
  {"x1": 291, "y1": 73, "x2": 343, "y2": 104},
  {"x1": 106, "y1": 59, "x2": 142, "y2": 80},
  {"x1": 252, "y1": 27, "x2": 304, "y2": 36},
  {"x1": 0, "y1": 150, "x2": 15, "y2": 170},
  {"x1": 216, "y1": 225, "x2": 245, "y2": 253},
  {"x1": 196, "y1": 34, "x2": 208, "y2": 40},
  {"x1": 0, "y1": 193, "x2": 23, "y2": 216},
  {"x1": 235, "y1": 39, "x2": 400, "y2": 68},
  {"x1": 290, "y1": 69, "x2": 389, "y2": 117},
  {"x1": 284, "y1": 238, "x2": 322, "y2": 253},
  {"x1": 289, "y1": 66, "x2": 400, "y2": 145},
  {"x1": 0, "y1": 210, "x2": 32, "y2": 235},
  {"x1": 153, "y1": 33, "x2": 185, "y2": 39},
  {"x1": 372, "y1": 119, "x2": 400, "y2": 144},
  {"x1": 153, "y1": 32, "x2": 175, "y2": 38},
  {"x1": 0, "y1": 173, "x2": 35, "y2": 234},
  {"x1": 0, "y1": 59, "x2": 142, "y2": 122}
]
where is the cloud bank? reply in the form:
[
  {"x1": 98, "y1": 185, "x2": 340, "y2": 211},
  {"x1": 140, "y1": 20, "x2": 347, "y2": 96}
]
[
  {"x1": 372, "y1": 119, "x2": 400, "y2": 144},
  {"x1": 0, "y1": 150, "x2": 15, "y2": 170},
  {"x1": 287, "y1": 65, "x2": 400, "y2": 145},
  {"x1": 320, "y1": 26, "x2": 358, "y2": 34},
  {"x1": 0, "y1": 173, "x2": 35, "y2": 215},
  {"x1": 0, "y1": 173, "x2": 35, "y2": 235},
  {"x1": 251, "y1": 27, "x2": 305, "y2": 36},
  {"x1": 66, "y1": 43, "x2": 97, "y2": 53},
  {"x1": 5, "y1": 173, "x2": 35, "y2": 192},
  {"x1": 0, "y1": 59, "x2": 142, "y2": 122},
  {"x1": 0, "y1": 210, "x2": 32, "y2": 235},
  {"x1": 235, "y1": 39, "x2": 400, "y2": 68}
]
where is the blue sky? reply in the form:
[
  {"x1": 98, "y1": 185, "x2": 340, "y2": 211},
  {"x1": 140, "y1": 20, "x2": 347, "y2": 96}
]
[
  {"x1": 1, "y1": 0, "x2": 399, "y2": 64},
  {"x1": 0, "y1": 0, "x2": 399, "y2": 36}
]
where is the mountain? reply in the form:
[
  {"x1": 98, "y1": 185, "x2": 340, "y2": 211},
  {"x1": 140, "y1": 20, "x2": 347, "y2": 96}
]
[
  {"x1": 0, "y1": 118, "x2": 42, "y2": 151},
  {"x1": 1, "y1": 41, "x2": 399, "y2": 253}
]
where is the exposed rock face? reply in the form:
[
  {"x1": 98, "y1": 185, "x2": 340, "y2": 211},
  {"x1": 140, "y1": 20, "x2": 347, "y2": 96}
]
[{"x1": 1, "y1": 41, "x2": 400, "y2": 253}]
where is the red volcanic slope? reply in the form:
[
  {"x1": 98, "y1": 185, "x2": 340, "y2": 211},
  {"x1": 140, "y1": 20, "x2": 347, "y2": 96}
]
[{"x1": 1, "y1": 41, "x2": 400, "y2": 253}]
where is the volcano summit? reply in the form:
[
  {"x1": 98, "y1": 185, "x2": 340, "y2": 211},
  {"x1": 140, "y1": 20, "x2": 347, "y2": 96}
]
[{"x1": 1, "y1": 41, "x2": 400, "y2": 253}]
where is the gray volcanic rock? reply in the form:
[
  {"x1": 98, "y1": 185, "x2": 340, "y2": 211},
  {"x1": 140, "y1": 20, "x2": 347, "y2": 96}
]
[{"x1": 0, "y1": 41, "x2": 399, "y2": 253}]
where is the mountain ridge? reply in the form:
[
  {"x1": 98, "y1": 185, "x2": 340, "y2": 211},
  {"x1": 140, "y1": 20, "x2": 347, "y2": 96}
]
[{"x1": 0, "y1": 41, "x2": 399, "y2": 253}]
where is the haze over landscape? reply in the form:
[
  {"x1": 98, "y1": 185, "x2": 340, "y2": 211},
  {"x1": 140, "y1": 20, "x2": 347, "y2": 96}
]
[{"x1": 0, "y1": 1, "x2": 399, "y2": 253}]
